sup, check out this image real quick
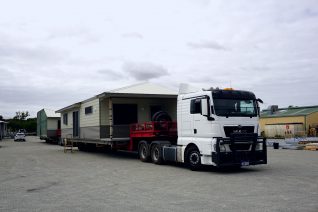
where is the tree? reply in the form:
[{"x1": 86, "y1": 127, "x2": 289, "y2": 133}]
[
  {"x1": 7, "y1": 111, "x2": 36, "y2": 133},
  {"x1": 0, "y1": 115, "x2": 3, "y2": 121},
  {"x1": 13, "y1": 111, "x2": 30, "y2": 120}
]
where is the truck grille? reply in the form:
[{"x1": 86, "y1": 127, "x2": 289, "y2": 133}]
[{"x1": 224, "y1": 126, "x2": 254, "y2": 137}]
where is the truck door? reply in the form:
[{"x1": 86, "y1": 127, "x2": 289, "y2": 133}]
[{"x1": 190, "y1": 98, "x2": 213, "y2": 139}]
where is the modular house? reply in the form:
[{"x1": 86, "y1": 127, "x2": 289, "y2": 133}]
[
  {"x1": 56, "y1": 83, "x2": 177, "y2": 144},
  {"x1": 37, "y1": 109, "x2": 61, "y2": 141},
  {"x1": 0, "y1": 121, "x2": 8, "y2": 140}
]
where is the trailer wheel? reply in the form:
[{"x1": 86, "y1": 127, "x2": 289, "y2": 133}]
[
  {"x1": 186, "y1": 146, "x2": 201, "y2": 171},
  {"x1": 139, "y1": 142, "x2": 150, "y2": 162},
  {"x1": 151, "y1": 144, "x2": 163, "y2": 165}
]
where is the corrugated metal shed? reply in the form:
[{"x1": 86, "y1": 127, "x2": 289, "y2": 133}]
[{"x1": 261, "y1": 106, "x2": 318, "y2": 118}]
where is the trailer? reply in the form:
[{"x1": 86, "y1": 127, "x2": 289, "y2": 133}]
[
  {"x1": 68, "y1": 84, "x2": 267, "y2": 170},
  {"x1": 37, "y1": 109, "x2": 61, "y2": 143}
]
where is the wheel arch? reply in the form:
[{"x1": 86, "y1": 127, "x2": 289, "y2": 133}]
[{"x1": 184, "y1": 143, "x2": 199, "y2": 160}]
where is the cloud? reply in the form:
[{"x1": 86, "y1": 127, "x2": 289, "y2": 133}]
[
  {"x1": 0, "y1": 43, "x2": 65, "y2": 64},
  {"x1": 97, "y1": 69, "x2": 124, "y2": 80},
  {"x1": 122, "y1": 32, "x2": 143, "y2": 39},
  {"x1": 47, "y1": 27, "x2": 101, "y2": 44},
  {"x1": 122, "y1": 62, "x2": 169, "y2": 80},
  {"x1": 187, "y1": 41, "x2": 229, "y2": 51}
]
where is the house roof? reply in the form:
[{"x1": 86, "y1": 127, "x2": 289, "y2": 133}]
[
  {"x1": 261, "y1": 106, "x2": 318, "y2": 118},
  {"x1": 97, "y1": 82, "x2": 177, "y2": 99},
  {"x1": 43, "y1": 109, "x2": 60, "y2": 118},
  {"x1": 57, "y1": 82, "x2": 178, "y2": 113},
  {"x1": 106, "y1": 82, "x2": 176, "y2": 95}
]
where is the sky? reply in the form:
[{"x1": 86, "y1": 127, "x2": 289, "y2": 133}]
[{"x1": 0, "y1": 0, "x2": 318, "y2": 118}]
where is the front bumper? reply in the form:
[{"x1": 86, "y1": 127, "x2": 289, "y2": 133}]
[{"x1": 212, "y1": 133, "x2": 267, "y2": 167}]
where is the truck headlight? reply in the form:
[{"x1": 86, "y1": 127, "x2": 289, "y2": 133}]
[
  {"x1": 255, "y1": 143, "x2": 263, "y2": 151},
  {"x1": 220, "y1": 144, "x2": 226, "y2": 152}
]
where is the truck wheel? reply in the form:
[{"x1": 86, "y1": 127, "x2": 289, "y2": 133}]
[
  {"x1": 186, "y1": 147, "x2": 201, "y2": 171},
  {"x1": 139, "y1": 142, "x2": 150, "y2": 162},
  {"x1": 151, "y1": 144, "x2": 163, "y2": 165}
]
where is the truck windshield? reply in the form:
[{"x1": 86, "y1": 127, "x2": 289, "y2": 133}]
[{"x1": 213, "y1": 99, "x2": 257, "y2": 117}]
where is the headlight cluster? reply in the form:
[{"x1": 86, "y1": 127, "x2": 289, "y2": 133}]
[
  {"x1": 219, "y1": 144, "x2": 227, "y2": 152},
  {"x1": 255, "y1": 143, "x2": 263, "y2": 151}
]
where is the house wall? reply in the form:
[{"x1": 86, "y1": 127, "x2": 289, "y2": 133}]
[
  {"x1": 79, "y1": 98, "x2": 100, "y2": 139},
  {"x1": 80, "y1": 98, "x2": 100, "y2": 127},
  {"x1": 47, "y1": 119, "x2": 58, "y2": 130},
  {"x1": 61, "y1": 110, "x2": 74, "y2": 138},
  {"x1": 60, "y1": 99, "x2": 101, "y2": 140}
]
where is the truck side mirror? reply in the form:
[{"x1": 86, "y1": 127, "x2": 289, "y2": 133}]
[
  {"x1": 201, "y1": 98, "x2": 208, "y2": 116},
  {"x1": 257, "y1": 98, "x2": 263, "y2": 104}
]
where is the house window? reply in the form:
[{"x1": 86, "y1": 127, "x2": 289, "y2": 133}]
[
  {"x1": 190, "y1": 99, "x2": 202, "y2": 114},
  {"x1": 63, "y1": 113, "x2": 68, "y2": 125},
  {"x1": 85, "y1": 106, "x2": 93, "y2": 115}
]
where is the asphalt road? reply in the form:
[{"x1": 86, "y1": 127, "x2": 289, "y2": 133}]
[{"x1": 0, "y1": 136, "x2": 317, "y2": 212}]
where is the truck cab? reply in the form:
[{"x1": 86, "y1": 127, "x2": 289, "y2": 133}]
[{"x1": 176, "y1": 88, "x2": 267, "y2": 169}]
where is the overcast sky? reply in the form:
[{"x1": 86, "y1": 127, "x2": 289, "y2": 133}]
[{"x1": 1, "y1": 0, "x2": 318, "y2": 118}]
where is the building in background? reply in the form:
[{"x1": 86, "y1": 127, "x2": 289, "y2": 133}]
[
  {"x1": 37, "y1": 109, "x2": 61, "y2": 143},
  {"x1": 0, "y1": 121, "x2": 8, "y2": 140},
  {"x1": 260, "y1": 105, "x2": 318, "y2": 138}
]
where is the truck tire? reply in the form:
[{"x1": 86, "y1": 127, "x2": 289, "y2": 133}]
[
  {"x1": 151, "y1": 111, "x2": 172, "y2": 122},
  {"x1": 150, "y1": 144, "x2": 163, "y2": 165},
  {"x1": 186, "y1": 146, "x2": 201, "y2": 171},
  {"x1": 139, "y1": 142, "x2": 150, "y2": 162}
]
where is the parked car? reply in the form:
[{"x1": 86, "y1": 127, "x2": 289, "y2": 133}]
[{"x1": 14, "y1": 133, "x2": 26, "y2": 142}]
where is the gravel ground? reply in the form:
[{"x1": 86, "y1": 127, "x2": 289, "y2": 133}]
[{"x1": 0, "y1": 136, "x2": 317, "y2": 212}]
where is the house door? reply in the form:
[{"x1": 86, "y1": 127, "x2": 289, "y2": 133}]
[{"x1": 73, "y1": 111, "x2": 79, "y2": 137}]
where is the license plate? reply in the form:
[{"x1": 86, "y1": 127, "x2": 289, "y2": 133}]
[{"x1": 241, "y1": 161, "x2": 250, "y2": 166}]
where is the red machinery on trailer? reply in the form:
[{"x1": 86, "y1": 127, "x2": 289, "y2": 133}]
[{"x1": 128, "y1": 121, "x2": 177, "y2": 162}]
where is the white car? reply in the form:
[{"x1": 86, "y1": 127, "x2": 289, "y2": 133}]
[{"x1": 14, "y1": 133, "x2": 26, "y2": 142}]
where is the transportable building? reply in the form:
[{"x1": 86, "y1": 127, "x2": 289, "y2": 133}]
[
  {"x1": 260, "y1": 105, "x2": 318, "y2": 137},
  {"x1": 0, "y1": 121, "x2": 8, "y2": 140},
  {"x1": 56, "y1": 82, "x2": 177, "y2": 143},
  {"x1": 37, "y1": 109, "x2": 61, "y2": 142}
]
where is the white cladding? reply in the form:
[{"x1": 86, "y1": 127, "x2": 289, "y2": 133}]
[
  {"x1": 80, "y1": 98, "x2": 100, "y2": 127},
  {"x1": 61, "y1": 111, "x2": 73, "y2": 129},
  {"x1": 47, "y1": 119, "x2": 58, "y2": 130}
]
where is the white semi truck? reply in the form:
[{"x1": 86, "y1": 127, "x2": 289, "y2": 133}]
[{"x1": 76, "y1": 85, "x2": 267, "y2": 170}]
